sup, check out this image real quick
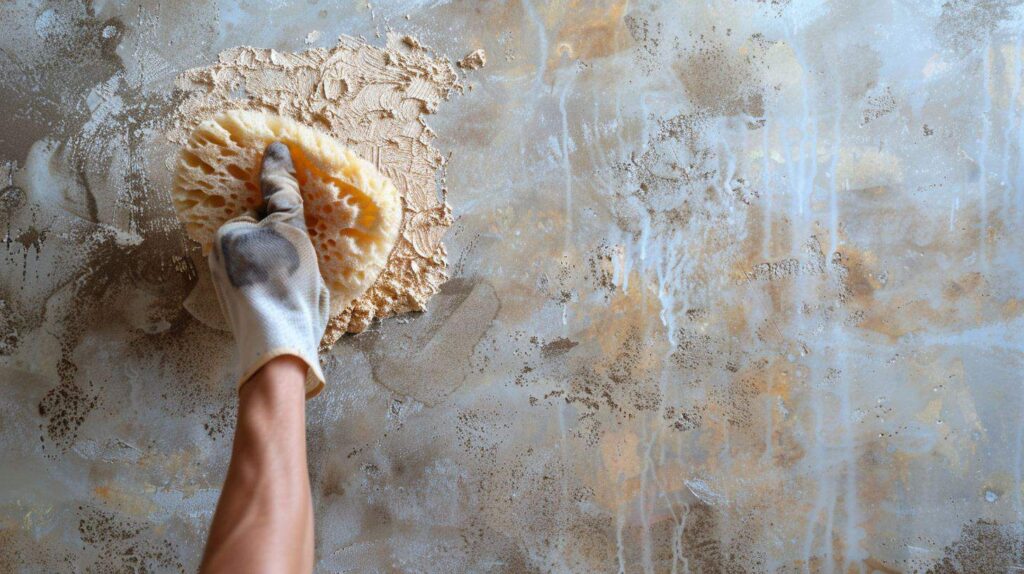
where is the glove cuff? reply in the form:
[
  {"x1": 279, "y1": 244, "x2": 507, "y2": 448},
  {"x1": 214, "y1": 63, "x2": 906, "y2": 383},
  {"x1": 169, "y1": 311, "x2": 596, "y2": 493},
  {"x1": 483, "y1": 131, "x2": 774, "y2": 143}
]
[{"x1": 236, "y1": 348, "x2": 326, "y2": 399}]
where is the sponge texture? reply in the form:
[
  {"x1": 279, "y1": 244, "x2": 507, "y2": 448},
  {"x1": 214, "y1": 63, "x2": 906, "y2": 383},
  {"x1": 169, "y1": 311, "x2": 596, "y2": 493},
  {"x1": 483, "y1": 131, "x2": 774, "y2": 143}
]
[{"x1": 173, "y1": 110, "x2": 402, "y2": 315}]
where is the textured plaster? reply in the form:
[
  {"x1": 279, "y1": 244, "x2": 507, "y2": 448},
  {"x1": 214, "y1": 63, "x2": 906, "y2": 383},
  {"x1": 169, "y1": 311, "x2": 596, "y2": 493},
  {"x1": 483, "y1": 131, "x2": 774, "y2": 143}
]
[{"x1": 2, "y1": 0, "x2": 1024, "y2": 572}]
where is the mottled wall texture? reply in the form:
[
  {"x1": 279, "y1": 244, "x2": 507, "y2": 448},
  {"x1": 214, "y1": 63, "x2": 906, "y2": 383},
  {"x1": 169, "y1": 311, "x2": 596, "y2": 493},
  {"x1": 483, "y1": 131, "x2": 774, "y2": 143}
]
[{"x1": 2, "y1": 0, "x2": 1024, "y2": 572}]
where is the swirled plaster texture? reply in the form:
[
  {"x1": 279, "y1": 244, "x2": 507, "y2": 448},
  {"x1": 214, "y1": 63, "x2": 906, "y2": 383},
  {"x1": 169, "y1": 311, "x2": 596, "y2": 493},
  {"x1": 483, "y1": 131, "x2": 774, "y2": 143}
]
[{"x1": 2, "y1": 1, "x2": 1024, "y2": 572}]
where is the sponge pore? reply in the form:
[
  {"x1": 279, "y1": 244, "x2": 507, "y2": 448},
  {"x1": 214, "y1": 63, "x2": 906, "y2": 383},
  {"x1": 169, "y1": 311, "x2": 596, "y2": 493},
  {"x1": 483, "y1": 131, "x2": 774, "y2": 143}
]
[{"x1": 172, "y1": 110, "x2": 402, "y2": 315}]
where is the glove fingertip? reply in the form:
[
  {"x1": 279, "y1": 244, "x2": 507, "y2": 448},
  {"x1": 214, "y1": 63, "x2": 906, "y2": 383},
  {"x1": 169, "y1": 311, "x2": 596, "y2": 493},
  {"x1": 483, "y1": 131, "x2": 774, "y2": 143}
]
[
  {"x1": 260, "y1": 142, "x2": 299, "y2": 201},
  {"x1": 259, "y1": 142, "x2": 308, "y2": 232}
]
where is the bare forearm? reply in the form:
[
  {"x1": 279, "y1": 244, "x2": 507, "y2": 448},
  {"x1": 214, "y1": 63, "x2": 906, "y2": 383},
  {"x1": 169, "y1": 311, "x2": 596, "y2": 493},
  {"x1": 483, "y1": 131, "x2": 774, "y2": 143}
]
[{"x1": 201, "y1": 356, "x2": 314, "y2": 574}]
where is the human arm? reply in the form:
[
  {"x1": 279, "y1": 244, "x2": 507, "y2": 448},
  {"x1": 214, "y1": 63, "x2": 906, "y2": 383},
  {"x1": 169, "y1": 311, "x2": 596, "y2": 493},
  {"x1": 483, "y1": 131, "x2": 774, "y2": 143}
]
[
  {"x1": 199, "y1": 355, "x2": 314, "y2": 574},
  {"x1": 199, "y1": 142, "x2": 328, "y2": 573}
]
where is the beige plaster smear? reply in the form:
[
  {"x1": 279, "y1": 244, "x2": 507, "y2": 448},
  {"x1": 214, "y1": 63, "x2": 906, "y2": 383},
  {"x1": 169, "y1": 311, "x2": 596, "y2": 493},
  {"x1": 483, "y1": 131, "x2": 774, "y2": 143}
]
[
  {"x1": 457, "y1": 49, "x2": 487, "y2": 70},
  {"x1": 168, "y1": 34, "x2": 462, "y2": 346}
]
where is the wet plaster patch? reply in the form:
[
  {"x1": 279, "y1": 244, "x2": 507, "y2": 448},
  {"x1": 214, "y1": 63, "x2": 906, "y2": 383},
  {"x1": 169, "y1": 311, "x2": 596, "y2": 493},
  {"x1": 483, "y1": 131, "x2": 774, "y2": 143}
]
[
  {"x1": 168, "y1": 34, "x2": 465, "y2": 344},
  {"x1": 352, "y1": 278, "x2": 500, "y2": 406}
]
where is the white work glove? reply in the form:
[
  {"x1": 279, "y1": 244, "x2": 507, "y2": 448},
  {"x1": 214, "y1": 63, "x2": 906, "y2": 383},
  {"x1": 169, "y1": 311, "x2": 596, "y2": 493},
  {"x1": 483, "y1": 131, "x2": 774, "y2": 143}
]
[{"x1": 208, "y1": 142, "x2": 329, "y2": 398}]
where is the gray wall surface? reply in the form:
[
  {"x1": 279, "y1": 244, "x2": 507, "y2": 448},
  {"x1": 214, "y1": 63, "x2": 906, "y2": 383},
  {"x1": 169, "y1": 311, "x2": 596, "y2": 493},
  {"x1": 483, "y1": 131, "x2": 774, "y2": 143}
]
[{"x1": 2, "y1": 0, "x2": 1024, "y2": 571}]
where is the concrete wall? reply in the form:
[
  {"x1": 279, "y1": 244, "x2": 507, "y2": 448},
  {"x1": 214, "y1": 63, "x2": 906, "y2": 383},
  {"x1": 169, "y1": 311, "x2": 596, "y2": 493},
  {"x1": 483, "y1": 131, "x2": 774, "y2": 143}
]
[{"x1": 2, "y1": 0, "x2": 1023, "y2": 571}]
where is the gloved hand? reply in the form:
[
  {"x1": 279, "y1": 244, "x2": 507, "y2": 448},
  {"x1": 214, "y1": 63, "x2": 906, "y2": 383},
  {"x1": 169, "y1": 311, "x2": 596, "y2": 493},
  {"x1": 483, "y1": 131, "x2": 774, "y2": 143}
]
[{"x1": 208, "y1": 142, "x2": 329, "y2": 398}]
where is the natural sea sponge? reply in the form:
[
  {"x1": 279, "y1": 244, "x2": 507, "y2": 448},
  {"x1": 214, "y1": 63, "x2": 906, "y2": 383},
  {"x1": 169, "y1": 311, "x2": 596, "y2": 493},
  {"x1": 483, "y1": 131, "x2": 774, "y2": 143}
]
[{"x1": 172, "y1": 110, "x2": 402, "y2": 316}]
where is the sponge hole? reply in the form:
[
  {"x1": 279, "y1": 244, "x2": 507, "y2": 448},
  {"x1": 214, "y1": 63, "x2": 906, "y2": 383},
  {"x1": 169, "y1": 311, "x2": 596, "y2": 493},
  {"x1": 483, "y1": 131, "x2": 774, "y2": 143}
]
[
  {"x1": 182, "y1": 151, "x2": 215, "y2": 175},
  {"x1": 214, "y1": 117, "x2": 248, "y2": 145},
  {"x1": 226, "y1": 164, "x2": 249, "y2": 181}
]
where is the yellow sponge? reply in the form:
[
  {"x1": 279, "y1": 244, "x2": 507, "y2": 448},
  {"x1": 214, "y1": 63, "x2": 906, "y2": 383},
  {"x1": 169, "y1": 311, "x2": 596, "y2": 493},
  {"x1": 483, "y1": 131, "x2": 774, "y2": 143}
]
[{"x1": 172, "y1": 110, "x2": 402, "y2": 315}]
